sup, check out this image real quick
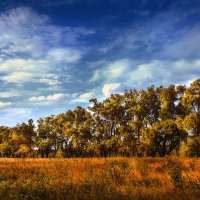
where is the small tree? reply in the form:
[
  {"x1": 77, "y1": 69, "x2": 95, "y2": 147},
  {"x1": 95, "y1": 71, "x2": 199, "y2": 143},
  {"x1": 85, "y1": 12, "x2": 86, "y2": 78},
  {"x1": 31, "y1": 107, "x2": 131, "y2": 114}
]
[
  {"x1": 56, "y1": 148, "x2": 64, "y2": 158},
  {"x1": 15, "y1": 144, "x2": 31, "y2": 158}
]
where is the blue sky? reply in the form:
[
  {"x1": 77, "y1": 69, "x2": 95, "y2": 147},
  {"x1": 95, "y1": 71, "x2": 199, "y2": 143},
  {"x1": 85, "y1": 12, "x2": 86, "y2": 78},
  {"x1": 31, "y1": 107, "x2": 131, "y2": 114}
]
[{"x1": 0, "y1": 0, "x2": 200, "y2": 126}]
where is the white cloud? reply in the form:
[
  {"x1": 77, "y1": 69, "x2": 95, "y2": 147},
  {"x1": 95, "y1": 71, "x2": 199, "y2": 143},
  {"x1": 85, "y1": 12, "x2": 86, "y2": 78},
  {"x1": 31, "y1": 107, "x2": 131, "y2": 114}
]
[
  {"x1": 47, "y1": 48, "x2": 82, "y2": 63},
  {"x1": 90, "y1": 58, "x2": 130, "y2": 82},
  {"x1": 91, "y1": 57, "x2": 200, "y2": 88},
  {"x1": 0, "y1": 101, "x2": 12, "y2": 108},
  {"x1": 0, "y1": 7, "x2": 48, "y2": 58},
  {"x1": 1, "y1": 72, "x2": 34, "y2": 84},
  {"x1": 0, "y1": 91, "x2": 20, "y2": 98},
  {"x1": 0, "y1": 7, "x2": 93, "y2": 88},
  {"x1": 106, "y1": 59, "x2": 130, "y2": 79},
  {"x1": 0, "y1": 71, "x2": 61, "y2": 85},
  {"x1": 173, "y1": 59, "x2": 200, "y2": 73},
  {"x1": 102, "y1": 83, "x2": 121, "y2": 97},
  {"x1": 29, "y1": 93, "x2": 65, "y2": 105},
  {"x1": 0, "y1": 57, "x2": 62, "y2": 85},
  {"x1": 37, "y1": 78, "x2": 61, "y2": 86},
  {"x1": 1, "y1": 7, "x2": 49, "y2": 55},
  {"x1": 127, "y1": 59, "x2": 200, "y2": 86},
  {"x1": 128, "y1": 60, "x2": 166, "y2": 82},
  {"x1": 90, "y1": 70, "x2": 101, "y2": 82},
  {"x1": 71, "y1": 92, "x2": 95, "y2": 103},
  {"x1": 0, "y1": 59, "x2": 48, "y2": 73},
  {"x1": 37, "y1": 74, "x2": 61, "y2": 86}
]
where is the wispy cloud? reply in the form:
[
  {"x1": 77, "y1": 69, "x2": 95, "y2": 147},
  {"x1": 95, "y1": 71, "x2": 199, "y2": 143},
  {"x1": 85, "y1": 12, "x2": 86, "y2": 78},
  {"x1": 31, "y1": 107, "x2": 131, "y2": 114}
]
[
  {"x1": 0, "y1": 101, "x2": 12, "y2": 108},
  {"x1": 0, "y1": 1, "x2": 199, "y2": 126},
  {"x1": 0, "y1": 59, "x2": 48, "y2": 73},
  {"x1": 47, "y1": 48, "x2": 82, "y2": 63},
  {"x1": 162, "y1": 26, "x2": 200, "y2": 59},
  {"x1": 90, "y1": 58, "x2": 200, "y2": 90},
  {"x1": 71, "y1": 92, "x2": 95, "y2": 103},
  {"x1": 102, "y1": 83, "x2": 121, "y2": 97},
  {"x1": 0, "y1": 7, "x2": 93, "y2": 88},
  {"x1": 0, "y1": 108, "x2": 33, "y2": 126},
  {"x1": 29, "y1": 93, "x2": 65, "y2": 105},
  {"x1": 0, "y1": 91, "x2": 20, "y2": 98},
  {"x1": 127, "y1": 59, "x2": 200, "y2": 86},
  {"x1": 0, "y1": 6, "x2": 95, "y2": 126},
  {"x1": 90, "y1": 59, "x2": 131, "y2": 82},
  {"x1": 96, "y1": 8, "x2": 200, "y2": 60},
  {"x1": 88, "y1": 8, "x2": 200, "y2": 93}
]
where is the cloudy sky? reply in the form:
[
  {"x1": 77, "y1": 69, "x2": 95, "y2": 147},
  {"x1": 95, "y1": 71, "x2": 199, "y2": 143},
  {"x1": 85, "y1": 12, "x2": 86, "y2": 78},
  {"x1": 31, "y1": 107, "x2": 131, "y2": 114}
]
[{"x1": 0, "y1": 0, "x2": 200, "y2": 126}]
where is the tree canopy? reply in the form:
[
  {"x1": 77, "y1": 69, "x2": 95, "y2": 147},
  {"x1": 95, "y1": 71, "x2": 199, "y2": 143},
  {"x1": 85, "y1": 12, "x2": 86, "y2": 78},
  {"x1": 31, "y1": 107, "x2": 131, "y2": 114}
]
[{"x1": 0, "y1": 80, "x2": 199, "y2": 158}]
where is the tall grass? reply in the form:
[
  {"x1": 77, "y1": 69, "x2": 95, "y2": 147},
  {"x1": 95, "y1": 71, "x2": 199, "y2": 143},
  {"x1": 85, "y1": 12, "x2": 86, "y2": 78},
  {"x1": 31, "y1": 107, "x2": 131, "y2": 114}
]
[{"x1": 0, "y1": 157, "x2": 199, "y2": 200}]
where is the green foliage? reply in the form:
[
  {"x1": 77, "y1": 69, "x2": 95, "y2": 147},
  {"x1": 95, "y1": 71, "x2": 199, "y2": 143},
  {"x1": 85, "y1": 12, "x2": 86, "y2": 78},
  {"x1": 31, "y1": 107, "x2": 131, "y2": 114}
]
[
  {"x1": 0, "y1": 142, "x2": 11, "y2": 157},
  {"x1": 0, "y1": 80, "x2": 199, "y2": 158},
  {"x1": 183, "y1": 113, "x2": 200, "y2": 136},
  {"x1": 55, "y1": 148, "x2": 64, "y2": 158},
  {"x1": 15, "y1": 144, "x2": 31, "y2": 157},
  {"x1": 187, "y1": 137, "x2": 200, "y2": 157},
  {"x1": 180, "y1": 137, "x2": 200, "y2": 157}
]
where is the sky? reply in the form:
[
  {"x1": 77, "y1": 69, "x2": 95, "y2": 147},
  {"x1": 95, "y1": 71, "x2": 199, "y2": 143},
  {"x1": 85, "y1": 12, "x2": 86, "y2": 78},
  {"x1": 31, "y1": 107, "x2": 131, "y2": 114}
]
[{"x1": 0, "y1": 0, "x2": 200, "y2": 126}]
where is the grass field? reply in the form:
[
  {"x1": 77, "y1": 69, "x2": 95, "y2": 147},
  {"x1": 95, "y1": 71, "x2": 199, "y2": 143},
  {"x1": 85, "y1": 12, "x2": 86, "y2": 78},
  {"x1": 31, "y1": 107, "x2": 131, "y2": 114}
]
[{"x1": 0, "y1": 157, "x2": 199, "y2": 200}]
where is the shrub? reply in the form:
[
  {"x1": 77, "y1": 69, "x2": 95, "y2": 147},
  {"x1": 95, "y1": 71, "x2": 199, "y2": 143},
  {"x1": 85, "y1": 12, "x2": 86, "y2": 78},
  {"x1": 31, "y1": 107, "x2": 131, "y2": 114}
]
[
  {"x1": 55, "y1": 148, "x2": 64, "y2": 158},
  {"x1": 108, "y1": 159, "x2": 130, "y2": 185},
  {"x1": 167, "y1": 158, "x2": 184, "y2": 188},
  {"x1": 180, "y1": 137, "x2": 200, "y2": 157}
]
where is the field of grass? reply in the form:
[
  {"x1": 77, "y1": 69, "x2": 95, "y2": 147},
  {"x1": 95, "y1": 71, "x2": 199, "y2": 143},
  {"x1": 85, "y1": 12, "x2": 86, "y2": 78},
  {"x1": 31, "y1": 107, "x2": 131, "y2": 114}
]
[{"x1": 0, "y1": 157, "x2": 199, "y2": 200}]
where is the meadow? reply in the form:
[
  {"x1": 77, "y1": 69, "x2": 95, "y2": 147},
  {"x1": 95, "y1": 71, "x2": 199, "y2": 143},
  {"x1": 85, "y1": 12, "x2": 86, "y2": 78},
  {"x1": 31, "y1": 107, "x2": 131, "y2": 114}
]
[{"x1": 0, "y1": 157, "x2": 199, "y2": 200}]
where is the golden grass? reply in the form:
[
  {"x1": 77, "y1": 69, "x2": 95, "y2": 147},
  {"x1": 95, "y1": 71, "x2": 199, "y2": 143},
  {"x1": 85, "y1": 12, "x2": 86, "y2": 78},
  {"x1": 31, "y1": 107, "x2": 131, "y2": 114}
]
[{"x1": 0, "y1": 157, "x2": 199, "y2": 200}]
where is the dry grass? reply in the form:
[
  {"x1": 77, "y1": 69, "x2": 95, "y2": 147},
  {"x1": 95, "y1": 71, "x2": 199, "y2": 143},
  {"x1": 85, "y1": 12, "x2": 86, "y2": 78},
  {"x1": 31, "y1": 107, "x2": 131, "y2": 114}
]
[{"x1": 0, "y1": 157, "x2": 199, "y2": 200}]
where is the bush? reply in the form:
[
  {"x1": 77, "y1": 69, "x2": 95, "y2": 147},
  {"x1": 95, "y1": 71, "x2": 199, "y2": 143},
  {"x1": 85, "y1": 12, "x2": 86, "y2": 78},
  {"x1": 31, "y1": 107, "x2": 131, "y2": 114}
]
[
  {"x1": 107, "y1": 159, "x2": 130, "y2": 185},
  {"x1": 55, "y1": 148, "x2": 64, "y2": 158},
  {"x1": 167, "y1": 159, "x2": 184, "y2": 188},
  {"x1": 179, "y1": 137, "x2": 200, "y2": 157},
  {"x1": 187, "y1": 137, "x2": 200, "y2": 157},
  {"x1": 0, "y1": 181, "x2": 11, "y2": 198}
]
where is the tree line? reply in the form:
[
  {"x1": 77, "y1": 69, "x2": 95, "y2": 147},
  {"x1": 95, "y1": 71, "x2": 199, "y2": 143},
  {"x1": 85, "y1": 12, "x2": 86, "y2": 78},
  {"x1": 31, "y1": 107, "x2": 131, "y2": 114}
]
[{"x1": 0, "y1": 80, "x2": 199, "y2": 158}]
